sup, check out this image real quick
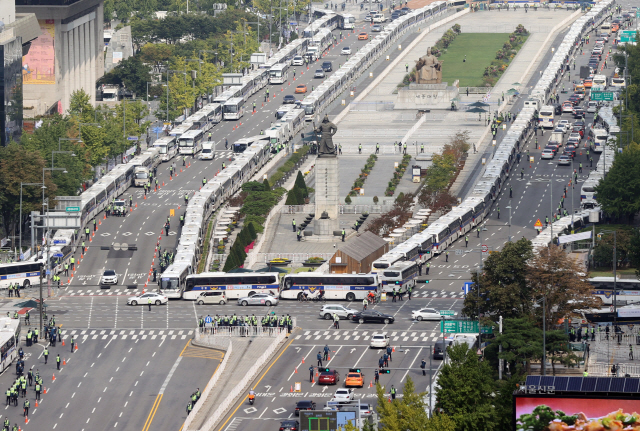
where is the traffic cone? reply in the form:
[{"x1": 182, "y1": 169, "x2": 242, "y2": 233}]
[
  {"x1": 43, "y1": 387, "x2": 47, "y2": 394},
  {"x1": 369, "y1": 381, "x2": 373, "y2": 388},
  {"x1": 63, "y1": 358, "x2": 66, "y2": 366},
  {"x1": 290, "y1": 385, "x2": 293, "y2": 392},
  {"x1": 103, "y1": 214, "x2": 106, "y2": 220},
  {"x1": 99, "y1": 220, "x2": 102, "y2": 226},
  {"x1": 52, "y1": 374, "x2": 55, "y2": 382},
  {"x1": 328, "y1": 355, "x2": 331, "y2": 360},
  {"x1": 75, "y1": 344, "x2": 78, "y2": 351},
  {"x1": 163, "y1": 181, "x2": 165, "y2": 187},
  {"x1": 144, "y1": 195, "x2": 146, "y2": 200},
  {"x1": 130, "y1": 207, "x2": 132, "y2": 212},
  {"x1": 35, "y1": 400, "x2": 38, "y2": 407},
  {"x1": 295, "y1": 367, "x2": 298, "y2": 373},
  {"x1": 62, "y1": 340, "x2": 65, "y2": 346},
  {"x1": 392, "y1": 347, "x2": 395, "y2": 352},
  {"x1": 25, "y1": 416, "x2": 28, "y2": 424},
  {"x1": 312, "y1": 377, "x2": 315, "y2": 383},
  {"x1": 301, "y1": 357, "x2": 304, "y2": 364}
]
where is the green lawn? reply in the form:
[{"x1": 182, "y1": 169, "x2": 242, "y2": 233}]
[{"x1": 439, "y1": 33, "x2": 509, "y2": 87}]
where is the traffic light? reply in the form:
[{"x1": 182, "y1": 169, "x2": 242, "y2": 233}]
[
  {"x1": 424, "y1": 279, "x2": 430, "y2": 283},
  {"x1": 349, "y1": 368, "x2": 362, "y2": 373},
  {"x1": 319, "y1": 368, "x2": 330, "y2": 373},
  {"x1": 380, "y1": 369, "x2": 391, "y2": 374},
  {"x1": 395, "y1": 281, "x2": 400, "y2": 285}
]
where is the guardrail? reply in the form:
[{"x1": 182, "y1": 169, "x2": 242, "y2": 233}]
[
  {"x1": 199, "y1": 329, "x2": 287, "y2": 431},
  {"x1": 588, "y1": 361, "x2": 640, "y2": 377}
]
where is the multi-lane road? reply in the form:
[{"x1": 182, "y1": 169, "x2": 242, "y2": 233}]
[{"x1": 1, "y1": 8, "x2": 620, "y2": 431}]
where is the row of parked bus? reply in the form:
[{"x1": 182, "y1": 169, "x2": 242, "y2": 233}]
[{"x1": 371, "y1": 0, "x2": 614, "y2": 279}]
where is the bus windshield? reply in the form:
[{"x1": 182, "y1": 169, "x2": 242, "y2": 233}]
[
  {"x1": 223, "y1": 105, "x2": 240, "y2": 113},
  {"x1": 156, "y1": 145, "x2": 167, "y2": 154},
  {"x1": 179, "y1": 139, "x2": 194, "y2": 147},
  {"x1": 373, "y1": 263, "x2": 389, "y2": 269},
  {"x1": 160, "y1": 277, "x2": 180, "y2": 290},
  {"x1": 135, "y1": 172, "x2": 148, "y2": 179},
  {"x1": 269, "y1": 70, "x2": 283, "y2": 77},
  {"x1": 383, "y1": 271, "x2": 400, "y2": 278}
]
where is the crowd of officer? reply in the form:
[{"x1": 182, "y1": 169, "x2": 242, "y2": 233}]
[
  {"x1": 198, "y1": 313, "x2": 293, "y2": 334},
  {"x1": 186, "y1": 388, "x2": 201, "y2": 415}
]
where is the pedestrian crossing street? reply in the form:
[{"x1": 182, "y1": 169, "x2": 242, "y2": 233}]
[
  {"x1": 410, "y1": 289, "x2": 465, "y2": 299},
  {"x1": 295, "y1": 329, "x2": 444, "y2": 343},
  {"x1": 215, "y1": 150, "x2": 235, "y2": 160},
  {"x1": 61, "y1": 328, "x2": 195, "y2": 341}
]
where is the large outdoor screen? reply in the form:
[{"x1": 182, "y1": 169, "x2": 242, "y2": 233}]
[{"x1": 514, "y1": 395, "x2": 640, "y2": 430}]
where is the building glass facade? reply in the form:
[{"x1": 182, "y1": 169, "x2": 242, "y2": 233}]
[{"x1": 0, "y1": 36, "x2": 23, "y2": 146}]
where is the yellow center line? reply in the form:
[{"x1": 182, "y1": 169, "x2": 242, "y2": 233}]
[
  {"x1": 216, "y1": 337, "x2": 295, "y2": 431},
  {"x1": 141, "y1": 339, "x2": 191, "y2": 431}
]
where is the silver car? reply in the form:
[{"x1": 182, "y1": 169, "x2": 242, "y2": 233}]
[
  {"x1": 319, "y1": 304, "x2": 359, "y2": 320},
  {"x1": 237, "y1": 293, "x2": 279, "y2": 306}
]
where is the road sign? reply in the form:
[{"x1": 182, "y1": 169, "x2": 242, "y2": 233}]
[
  {"x1": 591, "y1": 91, "x2": 614, "y2": 101},
  {"x1": 65, "y1": 206, "x2": 80, "y2": 213},
  {"x1": 204, "y1": 316, "x2": 213, "y2": 324},
  {"x1": 53, "y1": 253, "x2": 63, "y2": 258},
  {"x1": 439, "y1": 310, "x2": 455, "y2": 316},
  {"x1": 52, "y1": 240, "x2": 67, "y2": 245},
  {"x1": 46, "y1": 269, "x2": 50, "y2": 275},
  {"x1": 534, "y1": 219, "x2": 543, "y2": 228},
  {"x1": 151, "y1": 126, "x2": 163, "y2": 134},
  {"x1": 462, "y1": 282, "x2": 473, "y2": 295},
  {"x1": 481, "y1": 245, "x2": 488, "y2": 253},
  {"x1": 440, "y1": 320, "x2": 493, "y2": 334},
  {"x1": 127, "y1": 136, "x2": 139, "y2": 141}
]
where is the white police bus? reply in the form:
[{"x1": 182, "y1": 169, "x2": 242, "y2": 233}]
[
  {"x1": 177, "y1": 129, "x2": 205, "y2": 155},
  {"x1": 378, "y1": 261, "x2": 419, "y2": 293},
  {"x1": 182, "y1": 272, "x2": 281, "y2": 300},
  {"x1": 280, "y1": 274, "x2": 380, "y2": 301},
  {"x1": 223, "y1": 98, "x2": 245, "y2": 121},
  {"x1": 0, "y1": 317, "x2": 20, "y2": 373},
  {"x1": 0, "y1": 260, "x2": 44, "y2": 289},
  {"x1": 159, "y1": 262, "x2": 192, "y2": 299}
]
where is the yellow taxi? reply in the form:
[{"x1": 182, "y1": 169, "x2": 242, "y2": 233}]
[
  {"x1": 358, "y1": 32, "x2": 368, "y2": 40},
  {"x1": 344, "y1": 371, "x2": 365, "y2": 388}
]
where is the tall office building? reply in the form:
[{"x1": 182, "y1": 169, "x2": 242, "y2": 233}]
[
  {"x1": 0, "y1": 0, "x2": 39, "y2": 145},
  {"x1": 16, "y1": 0, "x2": 104, "y2": 117}
]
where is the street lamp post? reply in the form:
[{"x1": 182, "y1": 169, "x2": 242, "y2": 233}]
[{"x1": 506, "y1": 202, "x2": 512, "y2": 242}]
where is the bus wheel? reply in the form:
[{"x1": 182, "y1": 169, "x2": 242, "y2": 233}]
[
  {"x1": 346, "y1": 293, "x2": 355, "y2": 301},
  {"x1": 23, "y1": 280, "x2": 30, "y2": 288}
]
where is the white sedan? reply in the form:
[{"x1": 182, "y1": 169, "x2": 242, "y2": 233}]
[
  {"x1": 341, "y1": 46, "x2": 351, "y2": 55},
  {"x1": 100, "y1": 269, "x2": 118, "y2": 285},
  {"x1": 127, "y1": 292, "x2": 168, "y2": 306},
  {"x1": 557, "y1": 120, "x2": 570, "y2": 132},
  {"x1": 411, "y1": 308, "x2": 447, "y2": 321},
  {"x1": 332, "y1": 388, "x2": 354, "y2": 402},
  {"x1": 541, "y1": 149, "x2": 555, "y2": 159},
  {"x1": 370, "y1": 333, "x2": 389, "y2": 349}
]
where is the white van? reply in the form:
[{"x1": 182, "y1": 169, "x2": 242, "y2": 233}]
[
  {"x1": 306, "y1": 46, "x2": 319, "y2": 61},
  {"x1": 196, "y1": 291, "x2": 227, "y2": 305},
  {"x1": 600, "y1": 23, "x2": 612, "y2": 34},
  {"x1": 587, "y1": 101, "x2": 599, "y2": 113},
  {"x1": 200, "y1": 142, "x2": 214, "y2": 160},
  {"x1": 523, "y1": 99, "x2": 540, "y2": 111}
]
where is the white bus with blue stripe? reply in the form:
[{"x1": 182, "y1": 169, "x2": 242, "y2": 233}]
[
  {"x1": 378, "y1": 261, "x2": 418, "y2": 294},
  {"x1": 280, "y1": 274, "x2": 380, "y2": 301},
  {"x1": 183, "y1": 272, "x2": 281, "y2": 300},
  {"x1": 0, "y1": 260, "x2": 44, "y2": 289}
]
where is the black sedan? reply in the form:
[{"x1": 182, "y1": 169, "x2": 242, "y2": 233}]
[
  {"x1": 283, "y1": 95, "x2": 296, "y2": 104},
  {"x1": 352, "y1": 310, "x2": 395, "y2": 324},
  {"x1": 280, "y1": 420, "x2": 300, "y2": 431},
  {"x1": 295, "y1": 400, "x2": 316, "y2": 416}
]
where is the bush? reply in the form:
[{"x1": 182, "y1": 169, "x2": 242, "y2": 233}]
[
  {"x1": 373, "y1": 195, "x2": 379, "y2": 204},
  {"x1": 247, "y1": 222, "x2": 257, "y2": 240},
  {"x1": 345, "y1": 195, "x2": 352, "y2": 204},
  {"x1": 295, "y1": 170, "x2": 308, "y2": 198},
  {"x1": 263, "y1": 178, "x2": 271, "y2": 191},
  {"x1": 285, "y1": 187, "x2": 300, "y2": 205},
  {"x1": 245, "y1": 215, "x2": 265, "y2": 232}
]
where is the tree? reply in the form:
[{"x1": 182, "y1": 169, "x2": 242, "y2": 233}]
[
  {"x1": 435, "y1": 344, "x2": 497, "y2": 431},
  {"x1": 344, "y1": 195, "x2": 352, "y2": 204},
  {"x1": 629, "y1": 228, "x2": 640, "y2": 278},
  {"x1": 262, "y1": 178, "x2": 271, "y2": 191},
  {"x1": 194, "y1": 53, "x2": 222, "y2": 100},
  {"x1": 483, "y1": 317, "x2": 543, "y2": 375},
  {"x1": 526, "y1": 245, "x2": 600, "y2": 326},
  {"x1": 462, "y1": 238, "x2": 535, "y2": 319},
  {"x1": 98, "y1": 55, "x2": 152, "y2": 97},
  {"x1": 0, "y1": 144, "x2": 58, "y2": 239},
  {"x1": 593, "y1": 143, "x2": 640, "y2": 223},
  {"x1": 295, "y1": 171, "x2": 307, "y2": 198},
  {"x1": 285, "y1": 186, "x2": 300, "y2": 205},
  {"x1": 376, "y1": 377, "x2": 456, "y2": 431}
]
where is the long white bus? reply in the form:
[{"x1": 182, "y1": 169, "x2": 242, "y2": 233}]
[
  {"x1": 280, "y1": 273, "x2": 380, "y2": 301},
  {"x1": 539, "y1": 105, "x2": 555, "y2": 129},
  {"x1": 168, "y1": 123, "x2": 194, "y2": 140},
  {"x1": 588, "y1": 277, "x2": 640, "y2": 305},
  {"x1": 202, "y1": 103, "x2": 223, "y2": 124},
  {"x1": 159, "y1": 263, "x2": 192, "y2": 299},
  {"x1": 182, "y1": 272, "x2": 281, "y2": 300},
  {"x1": 0, "y1": 317, "x2": 20, "y2": 374},
  {"x1": 591, "y1": 128, "x2": 608, "y2": 153},
  {"x1": 269, "y1": 63, "x2": 289, "y2": 84},
  {"x1": 340, "y1": 14, "x2": 355, "y2": 29},
  {"x1": 178, "y1": 129, "x2": 205, "y2": 155},
  {"x1": 371, "y1": 253, "x2": 404, "y2": 274},
  {"x1": 222, "y1": 98, "x2": 245, "y2": 121},
  {"x1": 153, "y1": 136, "x2": 178, "y2": 162},
  {"x1": 378, "y1": 261, "x2": 419, "y2": 293},
  {"x1": 0, "y1": 260, "x2": 43, "y2": 289}
]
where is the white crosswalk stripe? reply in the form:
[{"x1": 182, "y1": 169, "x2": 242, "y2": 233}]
[
  {"x1": 293, "y1": 329, "x2": 442, "y2": 342},
  {"x1": 62, "y1": 329, "x2": 195, "y2": 341}
]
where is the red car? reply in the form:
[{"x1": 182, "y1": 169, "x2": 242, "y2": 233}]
[{"x1": 318, "y1": 370, "x2": 340, "y2": 385}]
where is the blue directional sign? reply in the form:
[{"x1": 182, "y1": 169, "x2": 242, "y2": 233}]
[
  {"x1": 204, "y1": 316, "x2": 213, "y2": 324},
  {"x1": 462, "y1": 282, "x2": 474, "y2": 295},
  {"x1": 151, "y1": 127, "x2": 163, "y2": 134},
  {"x1": 53, "y1": 239, "x2": 67, "y2": 245},
  {"x1": 127, "y1": 136, "x2": 139, "y2": 141},
  {"x1": 46, "y1": 269, "x2": 51, "y2": 275},
  {"x1": 53, "y1": 253, "x2": 64, "y2": 258}
]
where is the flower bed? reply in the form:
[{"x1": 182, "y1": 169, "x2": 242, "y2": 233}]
[
  {"x1": 482, "y1": 24, "x2": 529, "y2": 86},
  {"x1": 346, "y1": 154, "x2": 377, "y2": 202},
  {"x1": 385, "y1": 154, "x2": 412, "y2": 197}
]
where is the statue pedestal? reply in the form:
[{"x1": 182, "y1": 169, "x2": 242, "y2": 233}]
[
  {"x1": 313, "y1": 157, "x2": 340, "y2": 240},
  {"x1": 314, "y1": 157, "x2": 339, "y2": 219},
  {"x1": 394, "y1": 82, "x2": 460, "y2": 110}
]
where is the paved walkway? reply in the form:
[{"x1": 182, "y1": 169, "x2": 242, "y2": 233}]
[{"x1": 333, "y1": 9, "x2": 577, "y2": 162}]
